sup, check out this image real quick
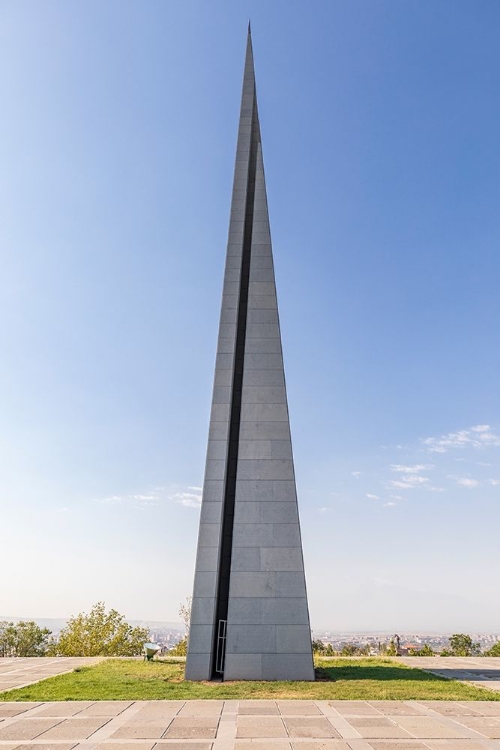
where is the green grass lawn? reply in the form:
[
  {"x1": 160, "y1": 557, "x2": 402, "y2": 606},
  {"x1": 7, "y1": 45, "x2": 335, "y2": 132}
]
[{"x1": 1, "y1": 658, "x2": 499, "y2": 701}]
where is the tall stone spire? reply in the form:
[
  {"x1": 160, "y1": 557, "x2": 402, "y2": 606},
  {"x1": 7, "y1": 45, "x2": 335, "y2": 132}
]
[{"x1": 185, "y1": 28, "x2": 314, "y2": 682}]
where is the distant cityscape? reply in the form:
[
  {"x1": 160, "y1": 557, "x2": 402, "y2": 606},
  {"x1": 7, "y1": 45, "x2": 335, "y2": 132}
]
[
  {"x1": 2, "y1": 615, "x2": 499, "y2": 656},
  {"x1": 311, "y1": 630, "x2": 500, "y2": 655}
]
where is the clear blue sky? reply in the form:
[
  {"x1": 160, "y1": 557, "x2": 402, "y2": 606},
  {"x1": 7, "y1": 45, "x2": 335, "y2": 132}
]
[{"x1": 1, "y1": 0, "x2": 499, "y2": 631}]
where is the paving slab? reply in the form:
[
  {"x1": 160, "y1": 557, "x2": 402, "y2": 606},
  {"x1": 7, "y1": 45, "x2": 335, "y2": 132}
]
[
  {"x1": 34, "y1": 702, "x2": 94, "y2": 717},
  {"x1": 0, "y1": 719, "x2": 64, "y2": 741},
  {"x1": 77, "y1": 702, "x2": 132, "y2": 717},
  {"x1": 367, "y1": 702, "x2": 422, "y2": 716},
  {"x1": 0, "y1": 659, "x2": 103, "y2": 694},
  {"x1": 236, "y1": 716, "x2": 287, "y2": 738},
  {"x1": 424, "y1": 742, "x2": 492, "y2": 749},
  {"x1": 328, "y1": 702, "x2": 384, "y2": 717},
  {"x1": 284, "y1": 717, "x2": 341, "y2": 738},
  {"x1": 397, "y1": 657, "x2": 500, "y2": 694},
  {"x1": 0, "y1": 699, "x2": 500, "y2": 747},
  {"x1": 111, "y1": 720, "x2": 174, "y2": 739},
  {"x1": 452, "y1": 716, "x2": 500, "y2": 738},
  {"x1": 0, "y1": 705, "x2": 41, "y2": 718},
  {"x1": 37, "y1": 718, "x2": 110, "y2": 740},
  {"x1": 279, "y1": 701, "x2": 322, "y2": 716},
  {"x1": 348, "y1": 718, "x2": 413, "y2": 739},
  {"x1": 162, "y1": 717, "x2": 219, "y2": 739}
]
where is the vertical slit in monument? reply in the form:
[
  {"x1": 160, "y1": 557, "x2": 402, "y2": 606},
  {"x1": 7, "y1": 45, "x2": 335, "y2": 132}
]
[{"x1": 211, "y1": 100, "x2": 258, "y2": 680}]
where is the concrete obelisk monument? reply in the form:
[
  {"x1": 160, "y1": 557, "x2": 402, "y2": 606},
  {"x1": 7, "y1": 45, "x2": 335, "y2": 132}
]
[{"x1": 185, "y1": 27, "x2": 314, "y2": 682}]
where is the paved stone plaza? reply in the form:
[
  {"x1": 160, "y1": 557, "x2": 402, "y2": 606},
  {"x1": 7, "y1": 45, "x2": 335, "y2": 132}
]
[
  {"x1": 0, "y1": 659, "x2": 102, "y2": 693},
  {"x1": 2, "y1": 699, "x2": 500, "y2": 749},
  {"x1": 398, "y1": 659, "x2": 500, "y2": 694}
]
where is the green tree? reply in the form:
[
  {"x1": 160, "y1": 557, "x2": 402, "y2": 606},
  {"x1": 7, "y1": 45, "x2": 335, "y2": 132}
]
[
  {"x1": 179, "y1": 597, "x2": 191, "y2": 642},
  {"x1": 0, "y1": 620, "x2": 51, "y2": 657},
  {"x1": 0, "y1": 621, "x2": 13, "y2": 657},
  {"x1": 170, "y1": 637, "x2": 187, "y2": 656},
  {"x1": 485, "y1": 642, "x2": 500, "y2": 657},
  {"x1": 448, "y1": 633, "x2": 481, "y2": 657},
  {"x1": 312, "y1": 639, "x2": 326, "y2": 654},
  {"x1": 340, "y1": 643, "x2": 358, "y2": 656},
  {"x1": 386, "y1": 639, "x2": 397, "y2": 656},
  {"x1": 50, "y1": 602, "x2": 148, "y2": 656},
  {"x1": 408, "y1": 644, "x2": 435, "y2": 656},
  {"x1": 171, "y1": 597, "x2": 192, "y2": 656}
]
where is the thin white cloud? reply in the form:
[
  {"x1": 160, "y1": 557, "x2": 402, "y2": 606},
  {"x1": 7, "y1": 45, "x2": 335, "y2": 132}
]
[
  {"x1": 172, "y1": 491, "x2": 202, "y2": 509},
  {"x1": 390, "y1": 464, "x2": 434, "y2": 473},
  {"x1": 422, "y1": 425, "x2": 500, "y2": 453},
  {"x1": 489, "y1": 479, "x2": 500, "y2": 486},
  {"x1": 366, "y1": 493, "x2": 379, "y2": 500},
  {"x1": 388, "y1": 475, "x2": 430, "y2": 489},
  {"x1": 455, "y1": 477, "x2": 480, "y2": 488},
  {"x1": 383, "y1": 501, "x2": 397, "y2": 507},
  {"x1": 318, "y1": 506, "x2": 329, "y2": 513},
  {"x1": 351, "y1": 471, "x2": 362, "y2": 478},
  {"x1": 389, "y1": 494, "x2": 404, "y2": 501},
  {"x1": 96, "y1": 489, "x2": 163, "y2": 507},
  {"x1": 188, "y1": 486, "x2": 203, "y2": 491}
]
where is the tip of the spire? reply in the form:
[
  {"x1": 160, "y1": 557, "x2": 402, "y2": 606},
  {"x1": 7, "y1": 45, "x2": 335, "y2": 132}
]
[{"x1": 247, "y1": 19, "x2": 251, "y2": 34}]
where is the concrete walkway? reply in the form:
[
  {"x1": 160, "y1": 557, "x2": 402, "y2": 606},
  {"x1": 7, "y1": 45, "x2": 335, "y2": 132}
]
[
  {"x1": 398, "y1": 658, "x2": 500, "y2": 694},
  {"x1": 0, "y1": 658, "x2": 103, "y2": 693},
  {"x1": 1, "y1": 699, "x2": 500, "y2": 749}
]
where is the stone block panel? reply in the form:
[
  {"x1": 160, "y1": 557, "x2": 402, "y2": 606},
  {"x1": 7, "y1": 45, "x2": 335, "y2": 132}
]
[
  {"x1": 202, "y1": 480, "x2": 224, "y2": 502},
  {"x1": 195, "y1": 545, "x2": 219, "y2": 572},
  {"x1": 231, "y1": 546, "x2": 261, "y2": 571},
  {"x1": 260, "y1": 547, "x2": 304, "y2": 571},
  {"x1": 233, "y1": 523, "x2": 274, "y2": 548},
  {"x1": 204, "y1": 460, "x2": 226, "y2": 481},
  {"x1": 199, "y1": 501, "x2": 223, "y2": 525},
  {"x1": 244, "y1": 352, "x2": 283, "y2": 369},
  {"x1": 212, "y1": 388, "x2": 232, "y2": 404},
  {"x1": 246, "y1": 304, "x2": 279, "y2": 322},
  {"x1": 184, "y1": 652, "x2": 212, "y2": 681},
  {"x1": 238, "y1": 422, "x2": 291, "y2": 441},
  {"x1": 237, "y1": 458, "x2": 295, "y2": 480},
  {"x1": 227, "y1": 596, "x2": 310, "y2": 626},
  {"x1": 188, "y1": 624, "x2": 214, "y2": 654},
  {"x1": 237, "y1": 439, "x2": 292, "y2": 459},
  {"x1": 276, "y1": 625, "x2": 312, "y2": 653},
  {"x1": 241, "y1": 386, "x2": 287, "y2": 404},
  {"x1": 197, "y1": 524, "x2": 221, "y2": 548},
  {"x1": 224, "y1": 653, "x2": 262, "y2": 680},
  {"x1": 247, "y1": 293, "x2": 277, "y2": 310},
  {"x1": 234, "y1": 479, "x2": 297, "y2": 502},
  {"x1": 240, "y1": 404, "x2": 289, "y2": 422},
  {"x1": 245, "y1": 338, "x2": 282, "y2": 353},
  {"x1": 229, "y1": 571, "x2": 276, "y2": 597},
  {"x1": 262, "y1": 597, "x2": 310, "y2": 625},
  {"x1": 193, "y1": 571, "x2": 218, "y2": 598},
  {"x1": 261, "y1": 653, "x2": 315, "y2": 681},
  {"x1": 226, "y1": 624, "x2": 276, "y2": 654},
  {"x1": 206, "y1": 440, "x2": 228, "y2": 459},
  {"x1": 190, "y1": 596, "x2": 216, "y2": 625},
  {"x1": 234, "y1": 502, "x2": 299, "y2": 524}
]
